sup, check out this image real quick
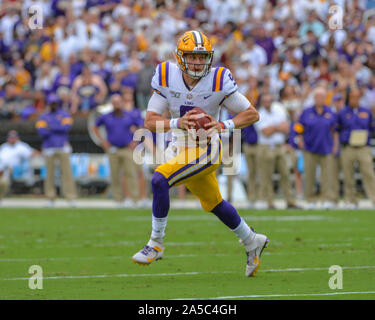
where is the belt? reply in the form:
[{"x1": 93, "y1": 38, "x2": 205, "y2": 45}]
[
  {"x1": 114, "y1": 144, "x2": 130, "y2": 148},
  {"x1": 341, "y1": 143, "x2": 364, "y2": 148},
  {"x1": 260, "y1": 143, "x2": 283, "y2": 147}
]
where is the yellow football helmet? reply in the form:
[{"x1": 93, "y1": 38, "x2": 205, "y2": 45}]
[{"x1": 176, "y1": 30, "x2": 214, "y2": 79}]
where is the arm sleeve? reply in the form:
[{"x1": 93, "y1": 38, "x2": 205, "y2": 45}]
[
  {"x1": 151, "y1": 63, "x2": 168, "y2": 99},
  {"x1": 222, "y1": 91, "x2": 251, "y2": 114},
  {"x1": 222, "y1": 68, "x2": 238, "y2": 97},
  {"x1": 61, "y1": 115, "x2": 73, "y2": 131},
  {"x1": 35, "y1": 117, "x2": 51, "y2": 138},
  {"x1": 49, "y1": 114, "x2": 73, "y2": 133},
  {"x1": 147, "y1": 91, "x2": 169, "y2": 115}
]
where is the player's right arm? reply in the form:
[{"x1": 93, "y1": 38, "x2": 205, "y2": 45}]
[
  {"x1": 145, "y1": 63, "x2": 196, "y2": 132},
  {"x1": 145, "y1": 108, "x2": 197, "y2": 132}
]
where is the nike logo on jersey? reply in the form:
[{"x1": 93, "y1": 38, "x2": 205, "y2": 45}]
[{"x1": 203, "y1": 95, "x2": 211, "y2": 99}]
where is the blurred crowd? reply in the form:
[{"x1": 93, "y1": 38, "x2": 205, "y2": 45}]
[
  {"x1": 0, "y1": 0, "x2": 375, "y2": 119},
  {"x1": 0, "y1": 0, "x2": 375, "y2": 208}
]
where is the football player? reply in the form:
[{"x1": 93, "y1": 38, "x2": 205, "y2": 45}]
[{"x1": 132, "y1": 30, "x2": 269, "y2": 277}]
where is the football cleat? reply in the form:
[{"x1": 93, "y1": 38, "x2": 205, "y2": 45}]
[
  {"x1": 132, "y1": 241, "x2": 164, "y2": 266},
  {"x1": 242, "y1": 232, "x2": 269, "y2": 277}
]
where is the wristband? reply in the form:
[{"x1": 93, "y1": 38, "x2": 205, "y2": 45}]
[
  {"x1": 219, "y1": 122, "x2": 225, "y2": 130},
  {"x1": 169, "y1": 118, "x2": 179, "y2": 129},
  {"x1": 222, "y1": 119, "x2": 235, "y2": 130}
]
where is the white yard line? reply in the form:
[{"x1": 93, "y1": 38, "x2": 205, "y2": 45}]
[
  {"x1": 2, "y1": 265, "x2": 374, "y2": 281},
  {"x1": 173, "y1": 291, "x2": 375, "y2": 300}
]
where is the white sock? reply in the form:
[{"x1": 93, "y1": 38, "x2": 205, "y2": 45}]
[
  {"x1": 147, "y1": 238, "x2": 164, "y2": 248},
  {"x1": 232, "y1": 218, "x2": 256, "y2": 249},
  {"x1": 150, "y1": 216, "x2": 167, "y2": 244}
]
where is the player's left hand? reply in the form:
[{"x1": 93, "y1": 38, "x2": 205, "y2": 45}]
[
  {"x1": 204, "y1": 115, "x2": 223, "y2": 137},
  {"x1": 179, "y1": 110, "x2": 199, "y2": 130}
]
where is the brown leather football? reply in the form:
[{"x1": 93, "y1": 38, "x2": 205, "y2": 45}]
[{"x1": 191, "y1": 107, "x2": 211, "y2": 130}]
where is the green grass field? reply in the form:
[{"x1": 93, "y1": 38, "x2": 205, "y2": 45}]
[{"x1": 0, "y1": 207, "x2": 374, "y2": 300}]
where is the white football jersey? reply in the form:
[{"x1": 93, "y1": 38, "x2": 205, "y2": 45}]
[
  {"x1": 148, "y1": 61, "x2": 242, "y2": 120},
  {"x1": 147, "y1": 61, "x2": 250, "y2": 159}
]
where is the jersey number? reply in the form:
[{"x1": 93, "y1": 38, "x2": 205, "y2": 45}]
[
  {"x1": 180, "y1": 105, "x2": 196, "y2": 117},
  {"x1": 228, "y1": 73, "x2": 237, "y2": 86}
]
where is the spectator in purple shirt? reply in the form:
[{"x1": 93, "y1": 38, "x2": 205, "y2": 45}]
[
  {"x1": 52, "y1": 61, "x2": 75, "y2": 96},
  {"x1": 335, "y1": 88, "x2": 375, "y2": 208},
  {"x1": 0, "y1": 32, "x2": 10, "y2": 61},
  {"x1": 71, "y1": 65, "x2": 107, "y2": 114},
  {"x1": 35, "y1": 93, "x2": 77, "y2": 207},
  {"x1": 295, "y1": 87, "x2": 338, "y2": 209},
  {"x1": 254, "y1": 25, "x2": 276, "y2": 65},
  {"x1": 93, "y1": 93, "x2": 144, "y2": 207},
  {"x1": 121, "y1": 70, "x2": 139, "y2": 91},
  {"x1": 301, "y1": 30, "x2": 321, "y2": 68},
  {"x1": 51, "y1": 0, "x2": 70, "y2": 17}
]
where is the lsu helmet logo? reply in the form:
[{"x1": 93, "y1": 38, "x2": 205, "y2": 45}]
[{"x1": 176, "y1": 30, "x2": 214, "y2": 79}]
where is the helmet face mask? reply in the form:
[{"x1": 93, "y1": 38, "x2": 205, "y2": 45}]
[
  {"x1": 180, "y1": 52, "x2": 213, "y2": 79},
  {"x1": 176, "y1": 31, "x2": 214, "y2": 80}
]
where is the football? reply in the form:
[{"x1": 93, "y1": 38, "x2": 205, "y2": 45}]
[{"x1": 190, "y1": 107, "x2": 211, "y2": 130}]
